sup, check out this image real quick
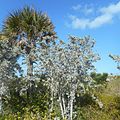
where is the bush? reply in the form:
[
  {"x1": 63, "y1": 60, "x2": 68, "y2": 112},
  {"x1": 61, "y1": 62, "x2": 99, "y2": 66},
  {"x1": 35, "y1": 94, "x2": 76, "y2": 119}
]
[
  {"x1": 1, "y1": 76, "x2": 51, "y2": 118},
  {"x1": 90, "y1": 72, "x2": 108, "y2": 84},
  {"x1": 76, "y1": 92, "x2": 120, "y2": 120}
]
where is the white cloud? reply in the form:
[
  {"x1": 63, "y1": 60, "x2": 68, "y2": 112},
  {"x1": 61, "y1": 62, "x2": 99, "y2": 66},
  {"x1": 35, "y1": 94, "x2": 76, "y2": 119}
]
[
  {"x1": 89, "y1": 14, "x2": 112, "y2": 28},
  {"x1": 84, "y1": 5, "x2": 94, "y2": 15},
  {"x1": 72, "y1": 4, "x2": 93, "y2": 15},
  {"x1": 69, "y1": 15, "x2": 89, "y2": 29},
  {"x1": 100, "y1": 1, "x2": 120, "y2": 15},
  {"x1": 69, "y1": 1, "x2": 120, "y2": 29},
  {"x1": 72, "y1": 4, "x2": 81, "y2": 11}
]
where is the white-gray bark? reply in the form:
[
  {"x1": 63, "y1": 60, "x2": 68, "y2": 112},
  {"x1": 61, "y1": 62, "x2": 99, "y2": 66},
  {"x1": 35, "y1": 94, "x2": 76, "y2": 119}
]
[{"x1": 37, "y1": 35, "x2": 100, "y2": 119}]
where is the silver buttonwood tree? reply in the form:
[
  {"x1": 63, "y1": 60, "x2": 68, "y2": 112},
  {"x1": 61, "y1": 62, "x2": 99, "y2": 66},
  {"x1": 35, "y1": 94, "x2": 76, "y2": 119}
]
[
  {"x1": 109, "y1": 54, "x2": 120, "y2": 70},
  {"x1": 37, "y1": 35, "x2": 100, "y2": 120},
  {"x1": 0, "y1": 39, "x2": 21, "y2": 112}
]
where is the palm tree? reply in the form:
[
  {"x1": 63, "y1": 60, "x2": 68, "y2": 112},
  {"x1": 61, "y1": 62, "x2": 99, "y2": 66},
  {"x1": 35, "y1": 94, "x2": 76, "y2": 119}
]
[
  {"x1": 3, "y1": 6, "x2": 56, "y2": 76},
  {"x1": 3, "y1": 6, "x2": 57, "y2": 103},
  {"x1": 0, "y1": 32, "x2": 8, "y2": 40}
]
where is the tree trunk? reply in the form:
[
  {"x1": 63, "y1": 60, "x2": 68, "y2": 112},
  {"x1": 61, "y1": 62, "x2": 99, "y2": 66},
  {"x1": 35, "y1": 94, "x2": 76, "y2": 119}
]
[
  {"x1": 26, "y1": 54, "x2": 34, "y2": 103},
  {"x1": 50, "y1": 90, "x2": 54, "y2": 112},
  {"x1": 62, "y1": 97, "x2": 66, "y2": 116},
  {"x1": 27, "y1": 56, "x2": 33, "y2": 76},
  {"x1": 68, "y1": 91, "x2": 74, "y2": 120},
  {"x1": 70, "y1": 98, "x2": 73, "y2": 120},
  {"x1": 59, "y1": 95, "x2": 65, "y2": 119}
]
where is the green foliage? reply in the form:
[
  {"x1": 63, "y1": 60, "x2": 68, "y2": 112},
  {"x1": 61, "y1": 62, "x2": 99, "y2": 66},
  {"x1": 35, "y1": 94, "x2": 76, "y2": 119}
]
[
  {"x1": 0, "y1": 6, "x2": 57, "y2": 119},
  {"x1": 90, "y1": 72, "x2": 108, "y2": 84},
  {"x1": 3, "y1": 6, "x2": 55, "y2": 39},
  {"x1": 0, "y1": 107, "x2": 57, "y2": 120},
  {"x1": 76, "y1": 78, "x2": 120, "y2": 120},
  {"x1": 1, "y1": 76, "x2": 51, "y2": 118},
  {"x1": 75, "y1": 93, "x2": 95, "y2": 108},
  {"x1": 77, "y1": 95, "x2": 120, "y2": 120},
  {"x1": 105, "y1": 77, "x2": 120, "y2": 96}
]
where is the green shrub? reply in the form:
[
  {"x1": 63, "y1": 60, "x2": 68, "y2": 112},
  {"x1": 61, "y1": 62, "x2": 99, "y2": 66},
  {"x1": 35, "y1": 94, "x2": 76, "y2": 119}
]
[
  {"x1": 90, "y1": 72, "x2": 108, "y2": 84},
  {"x1": 76, "y1": 93, "x2": 120, "y2": 120}
]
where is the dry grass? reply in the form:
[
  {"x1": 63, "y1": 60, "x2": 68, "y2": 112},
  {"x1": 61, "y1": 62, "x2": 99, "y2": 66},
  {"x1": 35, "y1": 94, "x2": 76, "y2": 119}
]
[{"x1": 105, "y1": 77, "x2": 120, "y2": 96}]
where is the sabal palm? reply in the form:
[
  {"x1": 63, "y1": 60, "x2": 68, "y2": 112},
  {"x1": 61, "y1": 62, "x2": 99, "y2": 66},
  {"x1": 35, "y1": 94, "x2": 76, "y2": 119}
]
[
  {"x1": 3, "y1": 6, "x2": 56, "y2": 76},
  {"x1": 4, "y1": 7, "x2": 55, "y2": 40}
]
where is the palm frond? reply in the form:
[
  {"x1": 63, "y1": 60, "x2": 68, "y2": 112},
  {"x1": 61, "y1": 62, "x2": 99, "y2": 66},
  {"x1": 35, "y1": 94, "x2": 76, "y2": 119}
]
[{"x1": 3, "y1": 6, "x2": 56, "y2": 44}]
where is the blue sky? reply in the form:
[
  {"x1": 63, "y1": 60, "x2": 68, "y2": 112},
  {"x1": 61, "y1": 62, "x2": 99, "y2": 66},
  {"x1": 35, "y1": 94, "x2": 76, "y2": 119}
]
[{"x1": 0, "y1": 0, "x2": 120, "y2": 74}]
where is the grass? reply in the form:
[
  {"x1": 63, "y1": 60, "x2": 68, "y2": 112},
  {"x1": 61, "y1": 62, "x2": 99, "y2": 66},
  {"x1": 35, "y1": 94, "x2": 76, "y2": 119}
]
[
  {"x1": 77, "y1": 77, "x2": 120, "y2": 120},
  {"x1": 105, "y1": 77, "x2": 120, "y2": 96}
]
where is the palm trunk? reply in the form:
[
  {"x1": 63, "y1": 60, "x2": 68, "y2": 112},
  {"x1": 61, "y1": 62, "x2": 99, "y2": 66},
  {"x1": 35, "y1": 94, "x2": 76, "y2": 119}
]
[
  {"x1": 27, "y1": 56, "x2": 33, "y2": 76},
  {"x1": 26, "y1": 54, "x2": 34, "y2": 103}
]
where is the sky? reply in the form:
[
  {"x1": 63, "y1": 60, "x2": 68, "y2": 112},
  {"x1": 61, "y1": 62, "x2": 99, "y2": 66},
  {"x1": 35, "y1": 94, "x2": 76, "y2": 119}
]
[{"x1": 0, "y1": 0, "x2": 120, "y2": 74}]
